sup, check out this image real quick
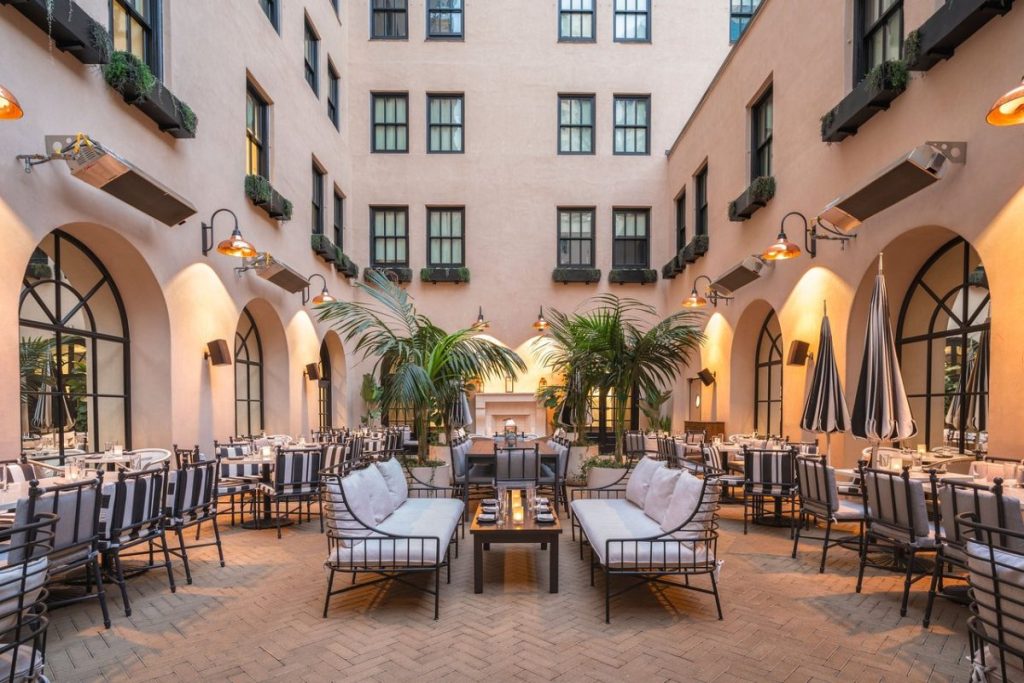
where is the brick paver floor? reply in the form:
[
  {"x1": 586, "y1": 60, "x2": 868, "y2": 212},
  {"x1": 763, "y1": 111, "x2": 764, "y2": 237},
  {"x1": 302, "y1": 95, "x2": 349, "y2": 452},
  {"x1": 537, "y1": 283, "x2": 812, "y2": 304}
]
[{"x1": 44, "y1": 505, "x2": 971, "y2": 681}]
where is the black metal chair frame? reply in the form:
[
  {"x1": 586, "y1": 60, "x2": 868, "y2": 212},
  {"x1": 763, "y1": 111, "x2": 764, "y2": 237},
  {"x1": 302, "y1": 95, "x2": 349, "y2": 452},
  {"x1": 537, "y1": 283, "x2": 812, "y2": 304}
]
[
  {"x1": 165, "y1": 460, "x2": 226, "y2": 586},
  {"x1": 742, "y1": 447, "x2": 799, "y2": 537},
  {"x1": 568, "y1": 460, "x2": 635, "y2": 545},
  {"x1": 493, "y1": 445, "x2": 540, "y2": 489},
  {"x1": 791, "y1": 455, "x2": 865, "y2": 573},
  {"x1": 261, "y1": 447, "x2": 323, "y2": 539},
  {"x1": 210, "y1": 440, "x2": 260, "y2": 528},
  {"x1": 538, "y1": 437, "x2": 571, "y2": 515}
]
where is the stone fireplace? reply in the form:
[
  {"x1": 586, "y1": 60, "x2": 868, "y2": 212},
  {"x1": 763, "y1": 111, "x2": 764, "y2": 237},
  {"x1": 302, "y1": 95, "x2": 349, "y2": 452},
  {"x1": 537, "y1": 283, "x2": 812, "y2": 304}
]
[{"x1": 473, "y1": 392, "x2": 547, "y2": 436}]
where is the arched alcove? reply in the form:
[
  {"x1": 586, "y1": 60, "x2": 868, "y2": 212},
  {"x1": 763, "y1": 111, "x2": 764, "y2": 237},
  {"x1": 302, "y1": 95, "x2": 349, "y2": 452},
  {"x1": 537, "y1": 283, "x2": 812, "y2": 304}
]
[
  {"x1": 236, "y1": 299, "x2": 290, "y2": 436},
  {"x1": 729, "y1": 299, "x2": 777, "y2": 436}
]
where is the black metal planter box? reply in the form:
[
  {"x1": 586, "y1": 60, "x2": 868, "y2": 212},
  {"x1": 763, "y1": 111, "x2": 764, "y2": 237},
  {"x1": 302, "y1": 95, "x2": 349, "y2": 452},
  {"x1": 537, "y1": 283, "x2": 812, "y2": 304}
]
[
  {"x1": 421, "y1": 267, "x2": 470, "y2": 284},
  {"x1": 254, "y1": 190, "x2": 290, "y2": 220},
  {"x1": 311, "y1": 234, "x2": 337, "y2": 263},
  {"x1": 905, "y1": 0, "x2": 1014, "y2": 72},
  {"x1": 1, "y1": 0, "x2": 111, "y2": 65},
  {"x1": 608, "y1": 268, "x2": 658, "y2": 285},
  {"x1": 682, "y1": 235, "x2": 710, "y2": 263},
  {"x1": 661, "y1": 255, "x2": 683, "y2": 280},
  {"x1": 133, "y1": 84, "x2": 196, "y2": 139},
  {"x1": 821, "y1": 76, "x2": 905, "y2": 143},
  {"x1": 552, "y1": 267, "x2": 601, "y2": 284},
  {"x1": 335, "y1": 255, "x2": 359, "y2": 278},
  {"x1": 364, "y1": 267, "x2": 413, "y2": 284},
  {"x1": 728, "y1": 187, "x2": 771, "y2": 222}
]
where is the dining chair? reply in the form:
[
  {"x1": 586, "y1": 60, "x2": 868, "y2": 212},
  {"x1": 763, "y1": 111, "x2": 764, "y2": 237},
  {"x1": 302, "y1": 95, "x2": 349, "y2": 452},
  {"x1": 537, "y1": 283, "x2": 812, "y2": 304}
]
[
  {"x1": 742, "y1": 447, "x2": 799, "y2": 537},
  {"x1": 126, "y1": 448, "x2": 172, "y2": 471},
  {"x1": 172, "y1": 444, "x2": 199, "y2": 469},
  {"x1": 792, "y1": 455, "x2": 865, "y2": 573},
  {"x1": 259, "y1": 448, "x2": 323, "y2": 538},
  {"x1": 701, "y1": 444, "x2": 743, "y2": 498},
  {"x1": 624, "y1": 430, "x2": 651, "y2": 463},
  {"x1": 211, "y1": 441, "x2": 259, "y2": 528},
  {"x1": 165, "y1": 460, "x2": 225, "y2": 585},
  {"x1": 538, "y1": 438, "x2": 570, "y2": 514},
  {"x1": 494, "y1": 446, "x2": 539, "y2": 489}
]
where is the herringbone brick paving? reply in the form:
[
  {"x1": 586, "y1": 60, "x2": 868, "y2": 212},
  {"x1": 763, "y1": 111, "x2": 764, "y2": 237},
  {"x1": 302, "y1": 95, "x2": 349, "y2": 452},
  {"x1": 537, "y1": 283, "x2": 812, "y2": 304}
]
[{"x1": 44, "y1": 506, "x2": 972, "y2": 682}]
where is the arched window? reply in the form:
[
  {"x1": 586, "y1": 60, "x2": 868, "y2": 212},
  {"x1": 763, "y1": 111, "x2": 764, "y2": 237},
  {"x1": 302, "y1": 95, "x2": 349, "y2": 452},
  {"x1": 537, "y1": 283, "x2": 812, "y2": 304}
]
[
  {"x1": 318, "y1": 340, "x2": 332, "y2": 429},
  {"x1": 235, "y1": 309, "x2": 264, "y2": 437},
  {"x1": 19, "y1": 231, "x2": 130, "y2": 461},
  {"x1": 754, "y1": 310, "x2": 782, "y2": 437},
  {"x1": 897, "y1": 237, "x2": 989, "y2": 453}
]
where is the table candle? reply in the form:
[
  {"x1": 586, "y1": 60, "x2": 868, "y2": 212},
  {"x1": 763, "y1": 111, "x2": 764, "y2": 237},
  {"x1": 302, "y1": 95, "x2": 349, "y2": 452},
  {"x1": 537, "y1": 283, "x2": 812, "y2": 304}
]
[
  {"x1": 512, "y1": 507, "x2": 524, "y2": 524},
  {"x1": 890, "y1": 457, "x2": 904, "y2": 472},
  {"x1": 917, "y1": 444, "x2": 926, "y2": 454}
]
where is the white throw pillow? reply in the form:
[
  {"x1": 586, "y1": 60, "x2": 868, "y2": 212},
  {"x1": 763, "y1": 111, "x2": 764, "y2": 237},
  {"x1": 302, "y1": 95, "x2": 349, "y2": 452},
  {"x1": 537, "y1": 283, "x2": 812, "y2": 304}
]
[
  {"x1": 643, "y1": 467, "x2": 681, "y2": 525},
  {"x1": 375, "y1": 458, "x2": 409, "y2": 510},
  {"x1": 625, "y1": 457, "x2": 663, "y2": 508},
  {"x1": 344, "y1": 465, "x2": 394, "y2": 525},
  {"x1": 660, "y1": 470, "x2": 706, "y2": 535}
]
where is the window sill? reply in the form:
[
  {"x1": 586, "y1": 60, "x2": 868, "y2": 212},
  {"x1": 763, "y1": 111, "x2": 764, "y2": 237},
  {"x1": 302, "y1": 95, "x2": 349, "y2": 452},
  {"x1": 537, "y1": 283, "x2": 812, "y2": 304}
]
[
  {"x1": 608, "y1": 268, "x2": 657, "y2": 285},
  {"x1": 421, "y1": 266, "x2": 470, "y2": 284},
  {"x1": 364, "y1": 266, "x2": 413, "y2": 284},
  {"x1": 552, "y1": 267, "x2": 601, "y2": 284}
]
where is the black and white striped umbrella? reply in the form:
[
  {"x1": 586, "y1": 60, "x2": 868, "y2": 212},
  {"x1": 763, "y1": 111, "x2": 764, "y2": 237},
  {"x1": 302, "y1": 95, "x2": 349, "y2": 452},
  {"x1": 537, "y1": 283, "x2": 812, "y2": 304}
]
[
  {"x1": 851, "y1": 255, "x2": 916, "y2": 461},
  {"x1": 448, "y1": 388, "x2": 473, "y2": 429},
  {"x1": 800, "y1": 302, "x2": 849, "y2": 454},
  {"x1": 945, "y1": 324, "x2": 989, "y2": 434}
]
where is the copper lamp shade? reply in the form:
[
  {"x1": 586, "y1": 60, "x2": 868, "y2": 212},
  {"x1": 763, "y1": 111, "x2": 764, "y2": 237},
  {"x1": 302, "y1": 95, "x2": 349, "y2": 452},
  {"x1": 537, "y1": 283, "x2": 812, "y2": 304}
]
[
  {"x1": 532, "y1": 306, "x2": 549, "y2": 333},
  {"x1": 681, "y1": 286, "x2": 708, "y2": 309},
  {"x1": 761, "y1": 231, "x2": 802, "y2": 261},
  {"x1": 216, "y1": 227, "x2": 258, "y2": 258},
  {"x1": 0, "y1": 85, "x2": 24, "y2": 120},
  {"x1": 311, "y1": 288, "x2": 336, "y2": 306},
  {"x1": 987, "y1": 79, "x2": 1024, "y2": 126}
]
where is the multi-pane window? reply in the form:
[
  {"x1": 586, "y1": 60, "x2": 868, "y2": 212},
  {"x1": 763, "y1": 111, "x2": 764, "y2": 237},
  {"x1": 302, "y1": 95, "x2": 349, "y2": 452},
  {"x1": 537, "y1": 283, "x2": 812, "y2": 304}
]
[
  {"x1": 259, "y1": 0, "x2": 278, "y2": 29},
  {"x1": 427, "y1": 95, "x2": 464, "y2": 153},
  {"x1": 612, "y1": 209, "x2": 649, "y2": 268},
  {"x1": 246, "y1": 85, "x2": 268, "y2": 178},
  {"x1": 372, "y1": 93, "x2": 409, "y2": 153},
  {"x1": 675, "y1": 192, "x2": 686, "y2": 251},
  {"x1": 327, "y1": 62, "x2": 340, "y2": 129},
  {"x1": 428, "y1": 208, "x2": 465, "y2": 266},
  {"x1": 112, "y1": 0, "x2": 159, "y2": 73},
  {"x1": 695, "y1": 166, "x2": 708, "y2": 236},
  {"x1": 558, "y1": 96, "x2": 595, "y2": 154},
  {"x1": 304, "y1": 20, "x2": 319, "y2": 94},
  {"x1": 371, "y1": 0, "x2": 408, "y2": 39},
  {"x1": 752, "y1": 87, "x2": 772, "y2": 179},
  {"x1": 729, "y1": 0, "x2": 762, "y2": 43},
  {"x1": 333, "y1": 189, "x2": 344, "y2": 248},
  {"x1": 859, "y1": 0, "x2": 903, "y2": 78},
  {"x1": 557, "y1": 208, "x2": 595, "y2": 267},
  {"x1": 312, "y1": 164, "x2": 325, "y2": 235},
  {"x1": 613, "y1": 0, "x2": 650, "y2": 42},
  {"x1": 559, "y1": 0, "x2": 595, "y2": 41},
  {"x1": 613, "y1": 96, "x2": 650, "y2": 155},
  {"x1": 428, "y1": 0, "x2": 463, "y2": 38},
  {"x1": 371, "y1": 207, "x2": 409, "y2": 266}
]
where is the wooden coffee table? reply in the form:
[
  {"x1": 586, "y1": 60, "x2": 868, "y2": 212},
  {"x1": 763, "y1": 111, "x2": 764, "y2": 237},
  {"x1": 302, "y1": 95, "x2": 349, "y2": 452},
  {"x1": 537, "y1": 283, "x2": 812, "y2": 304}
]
[{"x1": 470, "y1": 507, "x2": 562, "y2": 593}]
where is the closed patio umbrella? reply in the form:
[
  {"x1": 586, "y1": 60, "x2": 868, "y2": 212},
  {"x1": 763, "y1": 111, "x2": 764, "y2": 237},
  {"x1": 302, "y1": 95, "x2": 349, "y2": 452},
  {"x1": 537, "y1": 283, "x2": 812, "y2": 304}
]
[
  {"x1": 556, "y1": 371, "x2": 592, "y2": 430},
  {"x1": 800, "y1": 302, "x2": 849, "y2": 456},
  {"x1": 448, "y1": 386, "x2": 473, "y2": 429},
  {"x1": 944, "y1": 324, "x2": 989, "y2": 447},
  {"x1": 851, "y1": 254, "x2": 916, "y2": 464}
]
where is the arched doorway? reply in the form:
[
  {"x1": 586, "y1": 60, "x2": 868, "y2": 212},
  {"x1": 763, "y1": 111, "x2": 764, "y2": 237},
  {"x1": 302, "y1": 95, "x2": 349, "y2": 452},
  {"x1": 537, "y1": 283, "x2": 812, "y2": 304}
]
[
  {"x1": 235, "y1": 308, "x2": 264, "y2": 437},
  {"x1": 19, "y1": 230, "x2": 130, "y2": 460},
  {"x1": 754, "y1": 310, "x2": 783, "y2": 437},
  {"x1": 897, "y1": 237, "x2": 989, "y2": 453},
  {"x1": 318, "y1": 340, "x2": 332, "y2": 429}
]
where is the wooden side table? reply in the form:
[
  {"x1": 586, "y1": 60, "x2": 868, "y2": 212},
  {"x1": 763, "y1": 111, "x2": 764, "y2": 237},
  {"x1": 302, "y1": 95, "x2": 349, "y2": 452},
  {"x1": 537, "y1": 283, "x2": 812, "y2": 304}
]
[{"x1": 470, "y1": 508, "x2": 562, "y2": 593}]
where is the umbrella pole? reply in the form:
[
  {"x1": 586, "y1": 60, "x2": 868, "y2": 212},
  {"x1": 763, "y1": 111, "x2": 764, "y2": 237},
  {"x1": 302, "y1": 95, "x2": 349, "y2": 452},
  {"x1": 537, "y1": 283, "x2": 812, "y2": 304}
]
[
  {"x1": 825, "y1": 432, "x2": 831, "y2": 460},
  {"x1": 869, "y1": 441, "x2": 879, "y2": 467}
]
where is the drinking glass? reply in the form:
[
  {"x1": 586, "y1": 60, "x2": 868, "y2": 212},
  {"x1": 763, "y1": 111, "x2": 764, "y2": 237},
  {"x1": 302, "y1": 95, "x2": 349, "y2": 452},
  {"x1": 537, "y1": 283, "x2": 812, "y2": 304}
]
[
  {"x1": 0, "y1": 468, "x2": 7, "y2": 492},
  {"x1": 526, "y1": 487, "x2": 537, "y2": 514}
]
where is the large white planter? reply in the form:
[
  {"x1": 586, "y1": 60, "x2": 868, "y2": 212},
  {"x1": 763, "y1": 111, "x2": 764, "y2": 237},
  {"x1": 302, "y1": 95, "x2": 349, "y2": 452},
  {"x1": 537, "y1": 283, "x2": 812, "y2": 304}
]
[
  {"x1": 428, "y1": 444, "x2": 451, "y2": 468},
  {"x1": 411, "y1": 464, "x2": 451, "y2": 488},
  {"x1": 568, "y1": 445, "x2": 599, "y2": 484},
  {"x1": 586, "y1": 466, "x2": 628, "y2": 489}
]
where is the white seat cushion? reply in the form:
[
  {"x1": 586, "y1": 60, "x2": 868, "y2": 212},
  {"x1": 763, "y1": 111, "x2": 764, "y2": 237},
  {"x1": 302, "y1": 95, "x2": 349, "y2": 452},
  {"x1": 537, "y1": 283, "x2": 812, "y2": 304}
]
[
  {"x1": 643, "y1": 467, "x2": 680, "y2": 526},
  {"x1": 375, "y1": 458, "x2": 409, "y2": 510},
  {"x1": 967, "y1": 540, "x2": 1024, "y2": 657},
  {"x1": 625, "y1": 457, "x2": 664, "y2": 508},
  {"x1": 328, "y1": 498, "x2": 464, "y2": 566},
  {"x1": 571, "y1": 497, "x2": 706, "y2": 568},
  {"x1": 834, "y1": 499, "x2": 866, "y2": 521}
]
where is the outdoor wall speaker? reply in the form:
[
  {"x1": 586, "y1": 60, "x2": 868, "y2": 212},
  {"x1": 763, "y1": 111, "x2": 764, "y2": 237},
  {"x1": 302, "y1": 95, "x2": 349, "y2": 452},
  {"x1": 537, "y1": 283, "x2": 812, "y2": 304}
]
[
  {"x1": 205, "y1": 339, "x2": 231, "y2": 366},
  {"x1": 819, "y1": 144, "x2": 950, "y2": 232},
  {"x1": 697, "y1": 368, "x2": 716, "y2": 386},
  {"x1": 305, "y1": 363, "x2": 321, "y2": 380},
  {"x1": 711, "y1": 256, "x2": 772, "y2": 297},
  {"x1": 787, "y1": 340, "x2": 810, "y2": 366}
]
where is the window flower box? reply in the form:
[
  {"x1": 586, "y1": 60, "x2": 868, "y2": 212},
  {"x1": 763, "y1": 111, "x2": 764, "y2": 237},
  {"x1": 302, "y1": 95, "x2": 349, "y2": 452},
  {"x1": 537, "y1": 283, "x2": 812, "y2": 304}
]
[
  {"x1": 363, "y1": 267, "x2": 413, "y2": 284},
  {"x1": 311, "y1": 234, "x2": 337, "y2": 263},
  {"x1": 552, "y1": 267, "x2": 601, "y2": 284},
  {"x1": 682, "y1": 234, "x2": 710, "y2": 263},
  {"x1": 820, "y1": 60, "x2": 909, "y2": 143},
  {"x1": 421, "y1": 266, "x2": 470, "y2": 284},
  {"x1": 244, "y1": 175, "x2": 293, "y2": 221},
  {"x1": 904, "y1": 0, "x2": 1013, "y2": 72},
  {"x1": 661, "y1": 254, "x2": 684, "y2": 280},
  {"x1": 0, "y1": 0, "x2": 112, "y2": 65},
  {"x1": 728, "y1": 176, "x2": 775, "y2": 222},
  {"x1": 608, "y1": 268, "x2": 657, "y2": 285},
  {"x1": 334, "y1": 253, "x2": 359, "y2": 278},
  {"x1": 103, "y1": 51, "x2": 198, "y2": 138}
]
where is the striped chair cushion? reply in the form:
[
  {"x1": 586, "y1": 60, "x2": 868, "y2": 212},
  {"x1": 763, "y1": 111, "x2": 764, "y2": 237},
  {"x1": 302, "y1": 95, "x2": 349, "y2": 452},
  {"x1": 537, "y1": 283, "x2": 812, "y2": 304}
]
[
  {"x1": 166, "y1": 463, "x2": 217, "y2": 526},
  {"x1": 216, "y1": 445, "x2": 250, "y2": 460},
  {"x1": 323, "y1": 444, "x2": 347, "y2": 471},
  {"x1": 744, "y1": 451, "x2": 796, "y2": 497},
  {"x1": 265, "y1": 450, "x2": 322, "y2": 496},
  {"x1": 217, "y1": 479, "x2": 257, "y2": 496},
  {"x1": 219, "y1": 462, "x2": 262, "y2": 480},
  {"x1": 98, "y1": 473, "x2": 165, "y2": 549},
  {"x1": 3, "y1": 463, "x2": 37, "y2": 484}
]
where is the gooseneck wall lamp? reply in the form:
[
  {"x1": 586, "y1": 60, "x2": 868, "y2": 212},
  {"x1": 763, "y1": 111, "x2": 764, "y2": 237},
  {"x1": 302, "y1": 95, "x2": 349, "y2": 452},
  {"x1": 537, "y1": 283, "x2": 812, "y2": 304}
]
[
  {"x1": 761, "y1": 211, "x2": 804, "y2": 261},
  {"x1": 302, "y1": 273, "x2": 335, "y2": 306},
  {"x1": 532, "y1": 306, "x2": 549, "y2": 333},
  {"x1": 803, "y1": 213, "x2": 855, "y2": 258},
  {"x1": 474, "y1": 306, "x2": 489, "y2": 330},
  {"x1": 201, "y1": 208, "x2": 257, "y2": 258},
  {"x1": 682, "y1": 275, "x2": 733, "y2": 309}
]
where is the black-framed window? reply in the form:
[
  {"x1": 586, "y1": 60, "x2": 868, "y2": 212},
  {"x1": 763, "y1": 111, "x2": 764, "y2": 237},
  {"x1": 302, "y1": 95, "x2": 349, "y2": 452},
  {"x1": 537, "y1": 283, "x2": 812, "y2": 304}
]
[
  {"x1": 372, "y1": 0, "x2": 408, "y2": 39},
  {"x1": 427, "y1": 94, "x2": 464, "y2": 153},
  {"x1": 259, "y1": 0, "x2": 278, "y2": 29},
  {"x1": 20, "y1": 231, "x2": 131, "y2": 461},
  {"x1": 327, "y1": 62, "x2": 340, "y2": 129},
  {"x1": 694, "y1": 165, "x2": 708, "y2": 236},
  {"x1": 558, "y1": 95, "x2": 595, "y2": 154},
  {"x1": 246, "y1": 85, "x2": 268, "y2": 178},
  {"x1": 304, "y1": 19, "x2": 320, "y2": 94},
  {"x1": 729, "y1": 0, "x2": 762, "y2": 43},
  {"x1": 112, "y1": 0, "x2": 160, "y2": 75},
  {"x1": 751, "y1": 87, "x2": 772, "y2": 179},
  {"x1": 557, "y1": 208, "x2": 595, "y2": 268},
  {"x1": 559, "y1": 0, "x2": 595, "y2": 41},
  {"x1": 427, "y1": 207, "x2": 465, "y2": 266},
  {"x1": 372, "y1": 93, "x2": 409, "y2": 153},
  {"x1": 612, "y1": 209, "x2": 649, "y2": 268},
  {"x1": 312, "y1": 163, "x2": 325, "y2": 235},
  {"x1": 897, "y1": 238, "x2": 990, "y2": 454},
  {"x1": 318, "y1": 341, "x2": 332, "y2": 429},
  {"x1": 333, "y1": 188, "x2": 344, "y2": 248},
  {"x1": 613, "y1": 0, "x2": 649, "y2": 42},
  {"x1": 613, "y1": 96, "x2": 650, "y2": 155},
  {"x1": 370, "y1": 207, "x2": 409, "y2": 266},
  {"x1": 675, "y1": 192, "x2": 686, "y2": 251},
  {"x1": 857, "y1": 0, "x2": 903, "y2": 79},
  {"x1": 754, "y1": 310, "x2": 783, "y2": 437},
  {"x1": 428, "y1": 0, "x2": 463, "y2": 38},
  {"x1": 235, "y1": 308, "x2": 264, "y2": 438}
]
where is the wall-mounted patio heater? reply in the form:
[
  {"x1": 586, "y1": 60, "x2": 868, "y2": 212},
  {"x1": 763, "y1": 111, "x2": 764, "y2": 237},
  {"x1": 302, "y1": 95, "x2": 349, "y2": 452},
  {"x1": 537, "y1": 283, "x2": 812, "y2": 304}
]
[
  {"x1": 238, "y1": 253, "x2": 310, "y2": 294},
  {"x1": 710, "y1": 256, "x2": 772, "y2": 297},
  {"x1": 819, "y1": 142, "x2": 964, "y2": 232}
]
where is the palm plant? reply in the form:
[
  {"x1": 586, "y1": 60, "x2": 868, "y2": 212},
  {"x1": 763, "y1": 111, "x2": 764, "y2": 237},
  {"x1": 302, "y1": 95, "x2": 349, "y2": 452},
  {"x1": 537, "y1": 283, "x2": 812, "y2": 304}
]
[
  {"x1": 318, "y1": 270, "x2": 526, "y2": 463},
  {"x1": 19, "y1": 337, "x2": 53, "y2": 401},
  {"x1": 640, "y1": 386, "x2": 672, "y2": 433}
]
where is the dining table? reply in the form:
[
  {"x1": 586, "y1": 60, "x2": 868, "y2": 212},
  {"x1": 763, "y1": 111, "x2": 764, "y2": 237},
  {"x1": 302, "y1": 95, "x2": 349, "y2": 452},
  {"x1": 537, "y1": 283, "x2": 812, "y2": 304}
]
[{"x1": 219, "y1": 444, "x2": 323, "y2": 529}]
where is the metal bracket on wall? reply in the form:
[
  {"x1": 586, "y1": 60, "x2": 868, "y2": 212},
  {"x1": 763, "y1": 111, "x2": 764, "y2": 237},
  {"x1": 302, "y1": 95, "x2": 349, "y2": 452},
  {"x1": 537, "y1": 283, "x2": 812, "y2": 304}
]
[{"x1": 926, "y1": 141, "x2": 967, "y2": 164}]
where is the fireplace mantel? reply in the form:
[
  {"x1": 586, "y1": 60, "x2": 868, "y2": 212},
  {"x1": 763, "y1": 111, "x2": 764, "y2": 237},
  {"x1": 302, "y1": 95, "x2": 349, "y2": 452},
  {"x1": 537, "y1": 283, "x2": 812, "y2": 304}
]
[{"x1": 473, "y1": 392, "x2": 547, "y2": 436}]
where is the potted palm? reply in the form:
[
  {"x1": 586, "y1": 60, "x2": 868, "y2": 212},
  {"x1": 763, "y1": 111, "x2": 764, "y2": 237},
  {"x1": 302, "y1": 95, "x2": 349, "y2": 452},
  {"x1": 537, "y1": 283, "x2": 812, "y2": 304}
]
[{"x1": 319, "y1": 271, "x2": 525, "y2": 486}]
